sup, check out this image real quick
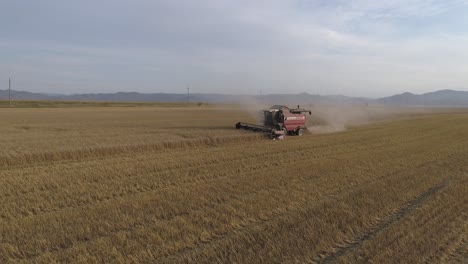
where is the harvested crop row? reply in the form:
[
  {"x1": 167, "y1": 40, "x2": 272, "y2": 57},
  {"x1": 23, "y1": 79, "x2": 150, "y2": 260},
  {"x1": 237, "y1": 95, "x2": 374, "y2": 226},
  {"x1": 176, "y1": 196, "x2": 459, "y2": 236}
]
[
  {"x1": 334, "y1": 173, "x2": 467, "y2": 263},
  {"x1": 0, "y1": 107, "x2": 467, "y2": 263},
  {"x1": 160, "y1": 152, "x2": 468, "y2": 263}
]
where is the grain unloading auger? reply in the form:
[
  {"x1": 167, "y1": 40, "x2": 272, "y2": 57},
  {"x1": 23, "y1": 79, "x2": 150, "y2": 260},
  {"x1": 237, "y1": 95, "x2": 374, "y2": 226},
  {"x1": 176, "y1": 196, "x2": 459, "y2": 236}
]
[{"x1": 235, "y1": 105, "x2": 312, "y2": 139}]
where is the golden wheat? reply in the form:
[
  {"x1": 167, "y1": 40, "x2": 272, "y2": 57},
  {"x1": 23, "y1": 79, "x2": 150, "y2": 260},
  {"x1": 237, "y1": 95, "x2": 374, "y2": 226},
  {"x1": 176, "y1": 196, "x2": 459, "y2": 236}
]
[{"x1": 0, "y1": 104, "x2": 466, "y2": 263}]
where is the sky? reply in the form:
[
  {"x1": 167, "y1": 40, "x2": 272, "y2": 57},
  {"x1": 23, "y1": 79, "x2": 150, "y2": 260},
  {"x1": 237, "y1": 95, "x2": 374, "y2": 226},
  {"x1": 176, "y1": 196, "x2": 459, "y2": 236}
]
[{"x1": 1, "y1": 0, "x2": 468, "y2": 97}]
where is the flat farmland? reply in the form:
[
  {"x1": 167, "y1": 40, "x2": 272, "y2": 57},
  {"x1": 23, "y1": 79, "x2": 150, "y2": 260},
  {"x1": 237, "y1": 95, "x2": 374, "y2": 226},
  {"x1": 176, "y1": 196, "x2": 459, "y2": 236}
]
[{"x1": 0, "y1": 104, "x2": 467, "y2": 263}]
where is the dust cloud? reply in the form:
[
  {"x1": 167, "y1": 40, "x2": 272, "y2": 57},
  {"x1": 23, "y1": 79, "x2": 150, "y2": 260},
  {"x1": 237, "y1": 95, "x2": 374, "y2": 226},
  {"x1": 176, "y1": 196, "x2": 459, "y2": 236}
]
[
  {"x1": 306, "y1": 105, "x2": 432, "y2": 134},
  {"x1": 238, "y1": 97, "x2": 269, "y2": 124},
  {"x1": 234, "y1": 101, "x2": 435, "y2": 134}
]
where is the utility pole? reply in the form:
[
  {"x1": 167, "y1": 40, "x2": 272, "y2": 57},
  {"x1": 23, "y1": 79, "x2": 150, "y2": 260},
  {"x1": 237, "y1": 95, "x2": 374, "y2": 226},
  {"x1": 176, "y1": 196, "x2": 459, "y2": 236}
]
[
  {"x1": 186, "y1": 86, "x2": 190, "y2": 104},
  {"x1": 9, "y1": 77, "x2": 11, "y2": 107}
]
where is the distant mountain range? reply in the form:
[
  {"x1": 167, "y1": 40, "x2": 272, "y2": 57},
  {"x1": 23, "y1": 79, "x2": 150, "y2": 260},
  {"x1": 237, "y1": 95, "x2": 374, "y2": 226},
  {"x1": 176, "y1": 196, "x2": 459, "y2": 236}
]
[
  {"x1": 376, "y1": 90, "x2": 468, "y2": 106},
  {"x1": 1, "y1": 89, "x2": 468, "y2": 106}
]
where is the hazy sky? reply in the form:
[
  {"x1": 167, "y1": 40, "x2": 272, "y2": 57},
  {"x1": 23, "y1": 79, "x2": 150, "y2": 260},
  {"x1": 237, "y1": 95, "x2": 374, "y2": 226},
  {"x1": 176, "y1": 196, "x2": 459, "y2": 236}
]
[{"x1": 1, "y1": 0, "x2": 468, "y2": 97}]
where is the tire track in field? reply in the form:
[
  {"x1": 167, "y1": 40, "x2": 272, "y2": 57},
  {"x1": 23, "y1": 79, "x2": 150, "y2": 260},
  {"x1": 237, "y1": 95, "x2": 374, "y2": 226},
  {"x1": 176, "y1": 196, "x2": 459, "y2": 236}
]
[
  {"x1": 153, "y1": 161, "x2": 455, "y2": 263},
  {"x1": 20, "y1": 140, "x2": 415, "y2": 261},
  {"x1": 315, "y1": 179, "x2": 449, "y2": 264},
  {"x1": 440, "y1": 188, "x2": 467, "y2": 263},
  {"x1": 342, "y1": 174, "x2": 467, "y2": 263},
  {"x1": 156, "y1": 149, "x2": 468, "y2": 263},
  {"x1": 15, "y1": 152, "x2": 467, "y2": 261},
  {"x1": 446, "y1": 239, "x2": 467, "y2": 263},
  {"x1": 372, "y1": 180, "x2": 466, "y2": 263},
  {"x1": 1, "y1": 128, "x2": 458, "y2": 260},
  {"x1": 20, "y1": 148, "x2": 425, "y2": 261}
]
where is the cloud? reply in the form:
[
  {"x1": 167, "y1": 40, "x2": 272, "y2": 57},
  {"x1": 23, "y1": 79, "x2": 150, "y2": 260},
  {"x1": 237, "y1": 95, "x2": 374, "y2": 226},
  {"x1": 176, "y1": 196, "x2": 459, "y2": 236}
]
[
  {"x1": 329, "y1": 0, "x2": 468, "y2": 19},
  {"x1": 1, "y1": 0, "x2": 468, "y2": 96}
]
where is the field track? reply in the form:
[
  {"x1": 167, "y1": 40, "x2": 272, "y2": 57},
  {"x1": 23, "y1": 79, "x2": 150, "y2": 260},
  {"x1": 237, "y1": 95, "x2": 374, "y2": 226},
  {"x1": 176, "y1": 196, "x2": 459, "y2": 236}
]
[
  {"x1": 318, "y1": 180, "x2": 447, "y2": 264},
  {"x1": 0, "y1": 106, "x2": 467, "y2": 263}
]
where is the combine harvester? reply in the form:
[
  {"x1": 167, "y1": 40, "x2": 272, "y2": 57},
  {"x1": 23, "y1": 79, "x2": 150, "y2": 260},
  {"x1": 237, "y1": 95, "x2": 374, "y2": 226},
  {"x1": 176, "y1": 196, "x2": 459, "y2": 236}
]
[{"x1": 235, "y1": 105, "x2": 311, "y2": 139}]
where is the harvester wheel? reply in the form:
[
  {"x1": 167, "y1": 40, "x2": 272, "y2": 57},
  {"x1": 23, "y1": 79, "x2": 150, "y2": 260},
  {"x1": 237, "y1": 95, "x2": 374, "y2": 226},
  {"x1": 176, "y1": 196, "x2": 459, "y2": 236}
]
[{"x1": 296, "y1": 128, "x2": 304, "y2": 136}]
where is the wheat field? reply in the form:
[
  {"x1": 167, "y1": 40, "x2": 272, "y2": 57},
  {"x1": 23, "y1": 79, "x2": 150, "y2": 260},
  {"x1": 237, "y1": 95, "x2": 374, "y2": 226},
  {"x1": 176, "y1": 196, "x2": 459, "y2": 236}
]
[{"x1": 0, "y1": 103, "x2": 466, "y2": 263}]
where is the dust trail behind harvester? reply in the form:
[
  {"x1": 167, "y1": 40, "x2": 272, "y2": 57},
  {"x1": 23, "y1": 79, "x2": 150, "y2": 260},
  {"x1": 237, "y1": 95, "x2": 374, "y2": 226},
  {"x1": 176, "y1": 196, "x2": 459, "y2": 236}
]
[
  {"x1": 307, "y1": 106, "x2": 369, "y2": 134},
  {"x1": 238, "y1": 97, "x2": 269, "y2": 124},
  {"x1": 235, "y1": 98, "x2": 435, "y2": 135},
  {"x1": 306, "y1": 105, "x2": 433, "y2": 134}
]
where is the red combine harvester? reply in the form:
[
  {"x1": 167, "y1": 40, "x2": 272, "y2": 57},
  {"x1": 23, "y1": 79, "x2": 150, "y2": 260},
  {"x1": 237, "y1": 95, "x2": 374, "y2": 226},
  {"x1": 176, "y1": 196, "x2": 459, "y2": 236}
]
[{"x1": 235, "y1": 105, "x2": 312, "y2": 139}]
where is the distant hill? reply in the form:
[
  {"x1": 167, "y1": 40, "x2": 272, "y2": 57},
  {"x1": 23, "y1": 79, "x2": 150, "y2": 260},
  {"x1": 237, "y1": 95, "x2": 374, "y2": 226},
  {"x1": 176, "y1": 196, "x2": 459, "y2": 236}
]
[
  {"x1": 1, "y1": 89, "x2": 468, "y2": 106},
  {"x1": 0, "y1": 89, "x2": 52, "y2": 100},
  {"x1": 377, "y1": 89, "x2": 468, "y2": 106},
  {"x1": 0, "y1": 90, "x2": 372, "y2": 105}
]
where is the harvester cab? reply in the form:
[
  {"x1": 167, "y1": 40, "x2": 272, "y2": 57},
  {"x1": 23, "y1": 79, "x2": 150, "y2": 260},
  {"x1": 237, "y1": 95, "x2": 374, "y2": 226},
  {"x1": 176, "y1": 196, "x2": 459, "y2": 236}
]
[{"x1": 236, "y1": 105, "x2": 311, "y2": 138}]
